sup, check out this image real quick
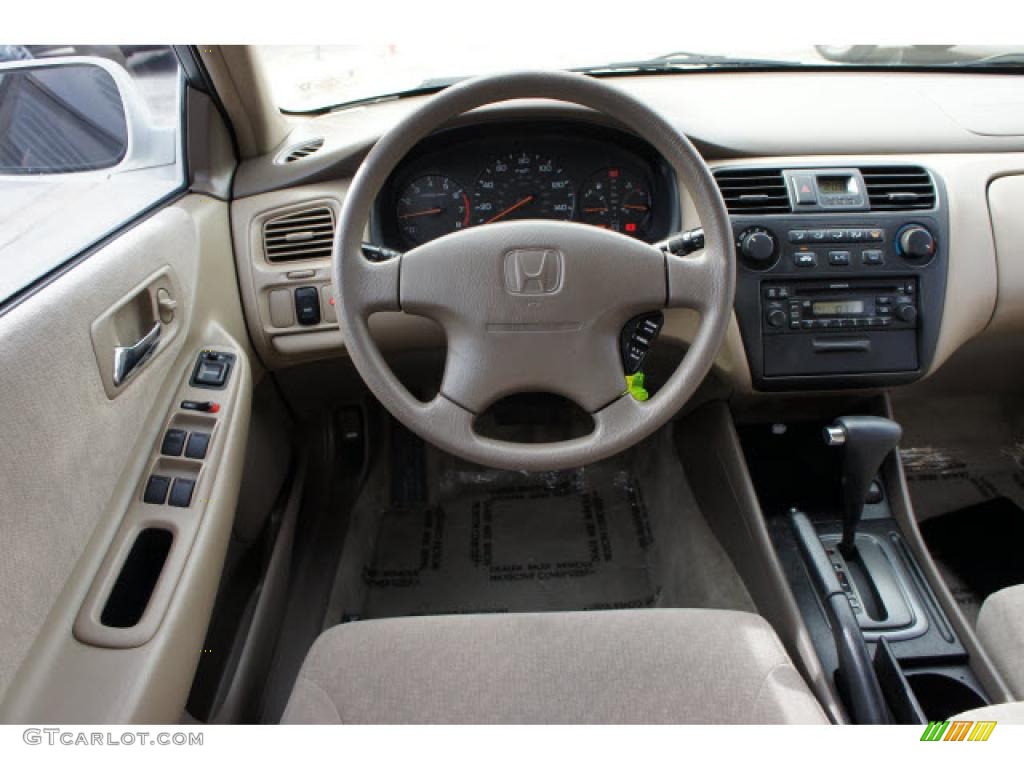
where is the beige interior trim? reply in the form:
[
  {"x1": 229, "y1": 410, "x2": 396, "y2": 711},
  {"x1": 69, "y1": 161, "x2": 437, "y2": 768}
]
[
  {"x1": 880, "y1": 394, "x2": 1015, "y2": 705},
  {"x1": 0, "y1": 195, "x2": 258, "y2": 723},
  {"x1": 199, "y1": 46, "x2": 289, "y2": 160},
  {"x1": 986, "y1": 174, "x2": 1024, "y2": 334},
  {"x1": 676, "y1": 402, "x2": 846, "y2": 723}
]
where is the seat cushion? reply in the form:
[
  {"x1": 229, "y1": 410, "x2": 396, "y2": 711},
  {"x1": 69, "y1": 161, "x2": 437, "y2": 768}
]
[
  {"x1": 976, "y1": 585, "x2": 1024, "y2": 698},
  {"x1": 281, "y1": 608, "x2": 827, "y2": 724}
]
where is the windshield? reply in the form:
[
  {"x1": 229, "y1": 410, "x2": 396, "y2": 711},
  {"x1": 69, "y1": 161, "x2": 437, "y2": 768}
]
[{"x1": 256, "y1": 44, "x2": 1024, "y2": 113}]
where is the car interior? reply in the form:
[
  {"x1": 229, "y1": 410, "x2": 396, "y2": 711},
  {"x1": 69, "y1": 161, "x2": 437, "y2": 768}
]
[{"x1": 2, "y1": 42, "x2": 1024, "y2": 726}]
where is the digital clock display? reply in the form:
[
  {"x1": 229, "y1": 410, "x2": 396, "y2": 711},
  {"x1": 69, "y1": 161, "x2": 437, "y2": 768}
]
[
  {"x1": 817, "y1": 176, "x2": 854, "y2": 195},
  {"x1": 812, "y1": 300, "x2": 865, "y2": 316}
]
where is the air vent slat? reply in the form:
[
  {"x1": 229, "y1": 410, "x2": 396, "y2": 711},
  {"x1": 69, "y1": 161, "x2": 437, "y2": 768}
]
[
  {"x1": 860, "y1": 166, "x2": 936, "y2": 211},
  {"x1": 263, "y1": 206, "x2": 335, "y2": 263},
  {"x1": 279, "y1": 138, "x2": 325, "y2": 164},
  {"x1": 713, "y1": 168, "x2": 791, "y2": 215}
]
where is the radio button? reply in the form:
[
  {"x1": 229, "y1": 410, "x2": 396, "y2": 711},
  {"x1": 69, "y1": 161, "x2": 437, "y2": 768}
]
[
  {"x1": 801, "y1": 320, "x2": 815, "y2": 329},
  {"x1": 876, "y1": 296, "x2": 892, "y2": 305},
  {"x1": 828, "y1": 250, "x2": 851, "y2": 266},
  {"x1": 794, "y1": 252, "x2": 818, "y2": 268},
  {"x1": 855, "y1": 318, "x2": 869, "y2": 327},
  {"x1": 862, "y1": 250, "x2": 885, "y2": 265},
  {"x1": 767, "y1": 309, "x2": 787, "y2": 328}
]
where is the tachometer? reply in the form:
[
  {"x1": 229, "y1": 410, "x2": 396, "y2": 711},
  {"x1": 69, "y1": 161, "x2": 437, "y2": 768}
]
[
  {"x1": 472, "y1": 152, "x2": 575, "y2": 225},
  {"x1": 396, "y1": 174, "x2": 470, "y2": 245},
  {"x1": 579, "y1": 168, "x2": 652, "y2": 238}
]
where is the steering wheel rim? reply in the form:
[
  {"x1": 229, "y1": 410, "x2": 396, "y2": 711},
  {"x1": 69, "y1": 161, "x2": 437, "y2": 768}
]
[{"x1": 333, "y1": 70, "x2": 735, "y2": 470}]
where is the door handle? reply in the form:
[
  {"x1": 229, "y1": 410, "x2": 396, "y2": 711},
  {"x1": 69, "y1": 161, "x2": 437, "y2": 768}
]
[{"x1": 113, "y1": 322, "x2": 161, "y2": 386}]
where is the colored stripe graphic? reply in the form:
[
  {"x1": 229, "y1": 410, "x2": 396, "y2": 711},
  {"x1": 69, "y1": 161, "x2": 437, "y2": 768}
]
[{"x1": 920, "y1": 720, "x2": 996, "y2": 741}]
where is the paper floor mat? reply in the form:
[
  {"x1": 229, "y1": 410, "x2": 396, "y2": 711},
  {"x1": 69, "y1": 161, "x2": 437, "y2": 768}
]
[{"x1": 357, "y1": 458, "x2": 658, "y2": 619}]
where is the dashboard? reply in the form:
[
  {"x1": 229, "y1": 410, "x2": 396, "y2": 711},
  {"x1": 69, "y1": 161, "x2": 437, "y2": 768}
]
[{"x1": 373, "y1": 122, "x2": 679, "y2": 249}]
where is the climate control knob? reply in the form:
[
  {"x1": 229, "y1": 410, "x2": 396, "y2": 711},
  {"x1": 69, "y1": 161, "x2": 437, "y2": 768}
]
[
  {"x1": 897, "y1": 225, "x2": 936, "y2": 261},
  {"x1": 738, "y1": 227, "x2": 778, "y2": 268}
]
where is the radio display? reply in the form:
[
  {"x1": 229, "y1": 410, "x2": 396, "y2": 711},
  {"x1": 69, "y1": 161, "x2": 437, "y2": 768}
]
[{"x1": 812, "y1": 300, "x2": 865, "y2": 316}]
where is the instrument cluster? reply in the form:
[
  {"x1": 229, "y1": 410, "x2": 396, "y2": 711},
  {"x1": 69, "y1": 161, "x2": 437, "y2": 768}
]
[{"x1": 376, "y1": 122, "x2": 677, "y2": 249}]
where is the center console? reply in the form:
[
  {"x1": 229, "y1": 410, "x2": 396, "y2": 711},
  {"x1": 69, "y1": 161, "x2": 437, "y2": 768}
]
[{"x1": 719, "y1": 165, "x2": 949, "y2": 390}]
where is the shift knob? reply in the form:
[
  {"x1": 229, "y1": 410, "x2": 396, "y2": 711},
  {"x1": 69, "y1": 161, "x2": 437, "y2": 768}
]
[{"x1": 825, "y1": 416, "x2": 903, "y2": 557}]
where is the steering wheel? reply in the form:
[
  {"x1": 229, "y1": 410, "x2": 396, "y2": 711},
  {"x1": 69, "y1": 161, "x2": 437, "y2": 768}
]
[{"x1": 333, "y1": 70, "x2": 734, "y2": 470}]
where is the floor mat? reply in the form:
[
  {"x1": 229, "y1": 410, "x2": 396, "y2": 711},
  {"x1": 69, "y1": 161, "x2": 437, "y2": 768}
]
[
  {"x1": 326, "y1": 418, "x2": 754, "y2": 623},
  {"x1": 359, "y1": 438, "x2": 657, "y2": 618},
  {"x1": 920, "y1": 496, "x2": 1024, "y2": 624}
]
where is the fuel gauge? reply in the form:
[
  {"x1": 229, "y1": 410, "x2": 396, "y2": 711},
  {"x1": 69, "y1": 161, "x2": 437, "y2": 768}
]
[{"x1": 579, "y1": 168, "x2": 652, "y2": 238}]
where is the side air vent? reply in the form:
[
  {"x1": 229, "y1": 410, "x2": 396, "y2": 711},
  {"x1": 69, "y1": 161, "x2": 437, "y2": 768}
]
[
  {"x1": 861, "y1": 166, "x2": 936, "y2": 211},
  {"x1": 279, "y1": 138, "x2": 325, "y2": 164},
  {"x1": 263, "y1": 206, "x2": 335, "y2": 262},
  {"x1": 713, "y1": 168, "x2": 792, "y2": 215}
]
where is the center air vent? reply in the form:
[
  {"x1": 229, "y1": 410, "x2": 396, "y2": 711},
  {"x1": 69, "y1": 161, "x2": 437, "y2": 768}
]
[
  {"x1": 279, "y1": 138, "x2": 325, "y2": 164},
  {"x1": 263, "y1": 206, "x2": 335, "y2": 262},
  {"x1": 860, "y1": 166, "x2": 936, "y2": 211},
  {"x1": 713, "y1": 168, "x2": 792, "y2": 215}
]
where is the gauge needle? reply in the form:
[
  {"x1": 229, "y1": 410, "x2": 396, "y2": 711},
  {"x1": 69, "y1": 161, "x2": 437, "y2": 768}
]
[
  {"x1": 583, "y1": 207, "x2": 609, "y2": 213},
  {"x1": 485, "y1": 195, "x2": 534, "y2": 224},
  {"x1": 623, "y1": 204, "x2": 649, "y2": 211},
  {"x1": 399, "y1": 207, "x2": 443, "y2": 219}
]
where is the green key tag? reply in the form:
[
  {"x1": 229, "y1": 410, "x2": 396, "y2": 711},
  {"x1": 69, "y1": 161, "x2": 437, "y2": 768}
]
[{"x1": 625, "y1": 372, "x2": 649, "y2": 401}]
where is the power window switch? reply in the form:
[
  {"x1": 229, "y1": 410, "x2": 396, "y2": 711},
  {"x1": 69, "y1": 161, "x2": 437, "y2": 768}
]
[
  {"x1": 294, "y1": 286, "x2": 321, "y2": 326},
  {"x1": 168, "y1": 478, "x2": 195, "y2": 508},
  {"x1": 185, "y1": 432, "x2": 211, "y2": 460},
  {"x1": 160, "y1": 428, "x2": 187, "y2": 456},
  {"x1": 144, "y1": 475, "x2": 171, "y2": 505}
]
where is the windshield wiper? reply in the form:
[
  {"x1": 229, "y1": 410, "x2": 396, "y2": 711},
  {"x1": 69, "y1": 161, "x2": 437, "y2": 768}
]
[{"x1": 574, "y1": 50, "x2": 804, "y2": 75}]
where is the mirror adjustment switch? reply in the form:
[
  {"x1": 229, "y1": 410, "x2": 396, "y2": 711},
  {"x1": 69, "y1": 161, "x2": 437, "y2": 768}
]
[
  {"x1": 168, "y1": 477, "x2": 195, "y2": 508},
  {"x1": 294, "y1": 286, "x2": 321, "y2": 326},
  {"x1": 185, "y1": 432, "x2": 211, "y2": 460},
  {"x1": 144, "y1": 475, "x2": 171, "y2": 505},
  {"x1": 190, "y1": 350, "x2": 235, "y2": 389},
  {"x1": 160, "y1": 428, "x2": 187, "y2": 456}
]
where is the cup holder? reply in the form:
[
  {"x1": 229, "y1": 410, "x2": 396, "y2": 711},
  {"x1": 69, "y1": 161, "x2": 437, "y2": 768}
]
[{"x1": 905, "y1": 670, "x2": 988, "y2": 721}]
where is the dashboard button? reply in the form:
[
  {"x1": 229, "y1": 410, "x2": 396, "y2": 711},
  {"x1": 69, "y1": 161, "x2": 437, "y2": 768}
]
[
  {"x1": 793, "y1": 252, "x2": 818, "y2": 268},
  {"x1": 862, "y1": 249, "x2": 885, "y2": 265},
  {"x1": 828, "y1": 250, "x2": 851, "y2": 266},
  {"x1": 788, "y1": 230, "x2": 808, "y2": 243}
]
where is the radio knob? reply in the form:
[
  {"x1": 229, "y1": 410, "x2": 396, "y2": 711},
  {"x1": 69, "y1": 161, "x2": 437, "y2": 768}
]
[
  {"x1": 738, "y1": 228, "x2": 778, "y2": 268},
  {"x1": 767, "y1": 309, "x2": 787, "y2": 328},
  {"x1": 897, "y1": 225, "x2": 936, "y2": 260},
  {"x1": 896, "y1": 304, "x2": 918, "y2": 323}
]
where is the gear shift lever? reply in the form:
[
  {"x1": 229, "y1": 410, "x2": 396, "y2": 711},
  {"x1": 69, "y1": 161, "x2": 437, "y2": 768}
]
[{"x1": 825, "y1": 416, "x2": 903, "y2": 557}]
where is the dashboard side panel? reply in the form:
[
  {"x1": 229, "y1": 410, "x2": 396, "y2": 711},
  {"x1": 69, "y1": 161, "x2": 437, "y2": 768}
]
[{"x1": 987, "y1": 174, "x2": 1024, "y2": 333}]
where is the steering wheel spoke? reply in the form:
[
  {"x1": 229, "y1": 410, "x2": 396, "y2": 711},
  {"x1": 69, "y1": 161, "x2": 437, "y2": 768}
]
[{"x1": 665, "y1": 241, "x2": 730, "y2": 312}]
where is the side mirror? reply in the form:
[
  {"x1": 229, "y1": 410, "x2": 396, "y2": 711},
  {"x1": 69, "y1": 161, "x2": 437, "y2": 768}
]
[{"x1": 0, "y1": 57, "x2": 173, "y2": 175}]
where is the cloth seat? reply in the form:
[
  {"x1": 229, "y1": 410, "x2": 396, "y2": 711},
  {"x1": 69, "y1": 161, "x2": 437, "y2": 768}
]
[
  {"x1": 976, "y1": 584, "x2": 1024, "y2": 699},
  {"x1": 282, "y1": 608, "x2": 828, "y2": 724}
]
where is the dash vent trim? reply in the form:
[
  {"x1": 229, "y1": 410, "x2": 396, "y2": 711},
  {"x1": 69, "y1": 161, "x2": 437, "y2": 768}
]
[
  {"x1": 262, "y1": 206, "x2": 335, "y2": 263},
  {"x1": 713, "y1": 168, "x2": 792, "y2": 215}
]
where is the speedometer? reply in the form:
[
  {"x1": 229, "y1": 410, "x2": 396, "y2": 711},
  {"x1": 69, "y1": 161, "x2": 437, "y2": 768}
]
[{"x1": 472, "y1": 152, "x2": 575, "y2": 225}]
